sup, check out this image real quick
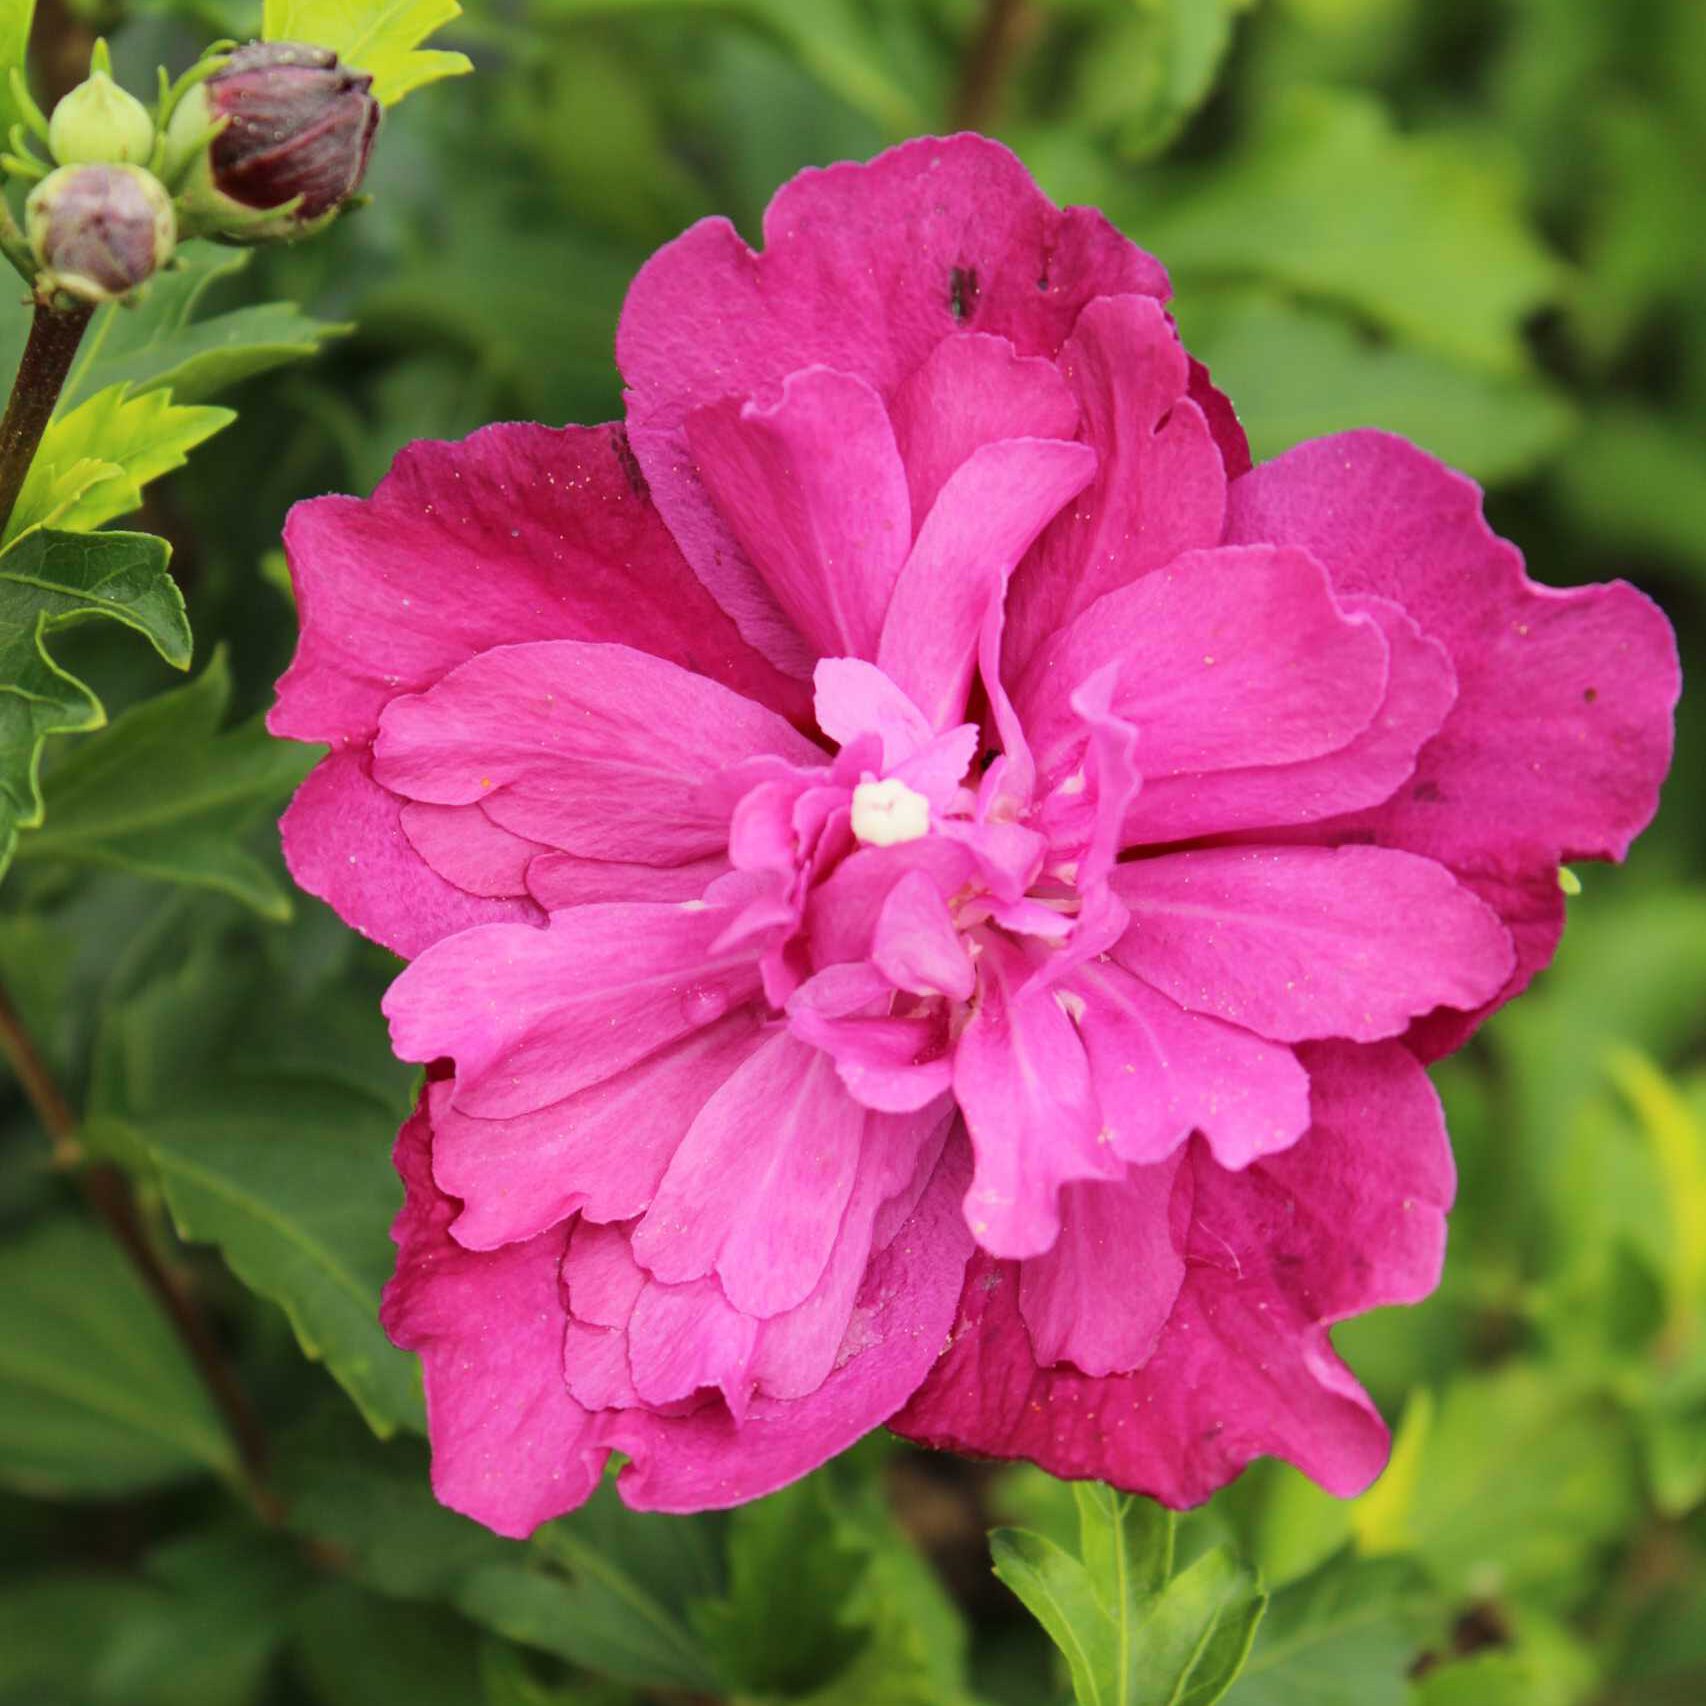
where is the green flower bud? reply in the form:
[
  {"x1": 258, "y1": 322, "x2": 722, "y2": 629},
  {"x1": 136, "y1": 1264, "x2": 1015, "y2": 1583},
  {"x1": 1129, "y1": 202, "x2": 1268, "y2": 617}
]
[
  {"x1": 26, "y1": 163, "x2": 176, "y2": 303},
  {"x1": 47, "y1": 70, "x2": 155, "y2": 166}
]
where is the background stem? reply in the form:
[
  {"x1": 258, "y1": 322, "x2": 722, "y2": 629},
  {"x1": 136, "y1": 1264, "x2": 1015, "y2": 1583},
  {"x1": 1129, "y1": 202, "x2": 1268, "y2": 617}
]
[
  {"x1": 0, "y1": 979, "x2": 280, "y2": 1520},
  {"x1": 0, "y1": 298, "x2": 92, "y2": 536},
  {"x1": 953, "y1": 0, "x2": 1035, "y2": 132}
]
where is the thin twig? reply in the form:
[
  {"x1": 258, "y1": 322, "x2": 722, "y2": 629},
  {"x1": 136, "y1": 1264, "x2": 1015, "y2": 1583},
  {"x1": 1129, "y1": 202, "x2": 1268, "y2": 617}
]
[
  {"x1": 953, "y1": 0, "x2": 1036, "y2": 133},
  {"x1": 0, "y1": 297, "x2": 92, "y2": 535},
  {"x1": 0, "y1": 980, "x2": 281, "y2": 1521}
]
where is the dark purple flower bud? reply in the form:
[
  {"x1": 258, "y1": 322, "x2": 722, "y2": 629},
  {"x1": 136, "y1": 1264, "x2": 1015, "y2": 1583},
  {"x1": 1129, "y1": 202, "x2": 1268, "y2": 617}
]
[
  {"x1": 166, "y1": 41, "x2": 380, "y2": 241},
  {"x1": 26, "y1": 163, "x2": 175, "y2": 303}
]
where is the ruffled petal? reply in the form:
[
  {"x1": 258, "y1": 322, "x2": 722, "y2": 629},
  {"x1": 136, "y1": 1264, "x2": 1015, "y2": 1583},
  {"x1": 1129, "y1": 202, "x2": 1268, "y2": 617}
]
[
  {"x1": 1226, "y1": 430, "x2": 1678, "y2": 1038},
  {"x1": 431, "y1": 1009, "x2": 767, "y2": 1249},
  {"x1": 631, "y1": 1032, "x2": 867, "y2": 1317},
  {"x1": 280, "y1": 751, "x2": 539, "y2": 958},
  {"x1": 270, "y1": 421, "x2": 800, "y2": 748},
  {"x1": 608, "y1": 1134, "x2": 972, "y2": 1514},
  {"x1": 684, "y1": 368, "x2": 912, "y2": 667},
  {"x1": 1129, "y1": 594, "x2": 1457, "y2": 844},
  {"x1": 385, "y1": 1088, "x2": 973, "y2": 1533},
  {"x1": 954, "y1": 936, "x2": 1122, "y2": 1260},
  {"x1": 398, "y1": 800, "x2": 544, "y2": 900},
  {"x1": 383, "y1": 900, "x2": 765, "y2": 1118},
  {"x1": 1110, "y1": 845, "x2": 1515, "y2": 1044},
  {"x1": 1017, "y1": 544, "x2": 1388, "y2": 793},
  {"x1": 1068, "y1": 961, "x2": 1311, "y2": 1169},
  {"x1": 889, "y1": 332, "x2": 1080, "y2": 524},
  {"x1": 1016, "y1": 1157, "x2": 1190, "y2": 1377},
  {"x1": 1004, "y1": 295, "x2": 1227, "y2": 667},
  {"x1": 619, "y1": 135, "x2": 1166, "y2": 672},
  {"x1": 373, "y1": 640, "x2": 822, "y2": 865},
  {"x1": 879, "y1": 437, "x2": 1096, "y2": 730}
]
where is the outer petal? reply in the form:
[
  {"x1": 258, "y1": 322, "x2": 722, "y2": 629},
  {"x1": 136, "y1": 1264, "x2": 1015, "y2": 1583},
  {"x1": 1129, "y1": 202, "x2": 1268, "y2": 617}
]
[
  {"x1": 620, "y1": 135, "x2": 1166, "y2": 429},
  {"x1": 386, "y1": 1088, "x2": 974, "y2": 1535},
  {"x1": 619, "y1": 135, "x2": 1167, "y2": 673},
  {"x1": 270, "y1": 421, "x2": 800, "y2": 748},
  {"x1": 894, "y1": 1041, "x2": 1452, "y2": 1505},
  {"x1": 1226, "y1": 431, "x2": 1678, "y2": 1038},
  {"x1": 373, "y1": 641, "x2": 822, "y2": 865},
  {"x1": 1187, "y1": 354, "x2": 1252, "y2": 480},
  {"x1": 382, "y1": 1090, "x2": 603, "y2": 1539},
  {"x1": 384, "y1": 900, "x2": 765, "y2": 1118},
  {"x1": 1004, "y1": 295, "x2": 1227, "y2": 668},
  {"x1": 281, "y1": 751, "x2": 538, "y2": 959},
  {"x1": 1110, "y1": 846, "x2": 1515, "y2": 1044}
]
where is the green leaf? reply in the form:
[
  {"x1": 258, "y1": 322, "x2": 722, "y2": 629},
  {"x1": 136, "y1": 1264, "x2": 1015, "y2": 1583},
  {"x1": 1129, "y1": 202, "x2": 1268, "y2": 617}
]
[
  {"x1": 280, "y1": 1411, "x2": 728, "y2": 1694},
  {"x1": 0, "y1": 1575, "x2": 168, "y2": 1705},
  {"x1": 992, "y1": 1486, "x2": 1266, "y2": 1706},
  {"x1": 1225, "y1": 1553, "x2": 1433, "y2": 1706},
  {"x1": 1120, "y1": 88, "x2": 1562, "y2": 375},
  {"x1": 113, "y1": 1528, "x2": 308, "y2": 1706},
  {"x1": 262, "y1": 0, "x2": 474, "y2": 105},
  {"x1": 132, "y1": 1075, "x2": 425, "y2": 1435},
  {"x1": 0, "y1": 1215, "x2": 238, "y2": 1496},
  {"x1": 1178, "y1": 290, "x2": 1575, "y2": 486},
  {"x1": 1400, "y1": 1367, "x2": 1640, "y2": 1611},
  {"x1": 290, "y1": 1579, "x2": 485, "y2": 1706},
  {"x1": 0, "y1": 528, "x2": 189, "y2": 879},
  {"x1": 1604, "y1": 1050, "x2": 1706, "y2": 1349},
  {"x1": 63, "y1": 243, "x2": 348, "y2": 409},
  {"x1": 16, "y1": 649, "x2": 312, "y2": 917},
  {"x1": 5, "y1": 386, "x2": 233, "y2": 545},
  {"x1": 276, "y1": 1407, "x2": 513, "y2": 1602},
  {"x1": 456, "y1": 1559, "x2": 719, "y2": 1694},
  {"x1": 693, "y1": 1479, "x2": 867, "y2": 1693}
]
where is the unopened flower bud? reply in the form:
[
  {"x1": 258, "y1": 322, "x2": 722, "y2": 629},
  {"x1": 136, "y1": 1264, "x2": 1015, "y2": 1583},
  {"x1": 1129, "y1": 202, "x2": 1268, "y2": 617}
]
[
  {"x1": 47, "y1": 70, "x2": 155, "y2": 165},
  {"x1": 27, "y1": 164, "x2": 176, "y2": 303},
  {"x1": 165, "y1": 41, "x2": 379, "y2": 242}
]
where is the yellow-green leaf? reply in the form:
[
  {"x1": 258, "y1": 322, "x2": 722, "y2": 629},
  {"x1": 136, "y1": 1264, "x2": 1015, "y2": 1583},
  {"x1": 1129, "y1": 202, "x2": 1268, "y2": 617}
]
[
  {"x1": 262, "y1": 0, "x2": 473, "y2": 106},
  {"x1": 6, "y1": 385, "x2": 234, "y2": 545}
]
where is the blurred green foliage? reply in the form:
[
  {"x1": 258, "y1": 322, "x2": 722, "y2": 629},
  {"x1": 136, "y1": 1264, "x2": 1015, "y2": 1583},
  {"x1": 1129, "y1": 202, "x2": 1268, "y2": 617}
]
[{"x1": 1, "y1": 0, "x2": 1702, "y2": 1702}]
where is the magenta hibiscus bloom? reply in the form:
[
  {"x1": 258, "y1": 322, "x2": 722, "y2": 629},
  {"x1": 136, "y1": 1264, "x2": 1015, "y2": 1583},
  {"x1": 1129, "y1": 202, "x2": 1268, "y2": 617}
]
[{"x1": 270, "y1": 137, "x2": 1677, "y2": 1537}]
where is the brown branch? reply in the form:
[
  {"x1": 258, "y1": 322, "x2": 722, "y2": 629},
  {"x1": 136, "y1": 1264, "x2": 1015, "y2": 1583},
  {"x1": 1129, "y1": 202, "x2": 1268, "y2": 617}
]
[
  {"x1": 0, "y1": 300, "x2": 93, "y2": 537},
  {"x1": 953, "y1": 0, "x2": 1037, "y2": 133},
  {"x1": 0, "y1": 980, "x2": 281, "y2": 1522}
]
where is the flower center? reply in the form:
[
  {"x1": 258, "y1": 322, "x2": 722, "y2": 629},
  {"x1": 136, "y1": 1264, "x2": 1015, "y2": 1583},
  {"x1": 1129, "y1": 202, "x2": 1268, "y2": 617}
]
[{"x1": 849, "y1": 776, "x2": 931, "y2": 847}]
